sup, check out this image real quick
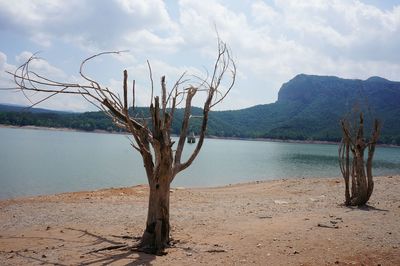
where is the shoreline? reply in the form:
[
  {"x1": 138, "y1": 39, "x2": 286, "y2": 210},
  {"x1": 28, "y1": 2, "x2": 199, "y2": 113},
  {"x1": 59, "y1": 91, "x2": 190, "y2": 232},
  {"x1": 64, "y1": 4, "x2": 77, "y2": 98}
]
[
  {"x1": 0, "y1": 176, "x2": 340, "y2": 202},
  {"x1": 1, "y1": 175, "x2": 399, "y2": 265},
  {"x1": 1, "y1": 124, "x2": 399, "y2": 148}
]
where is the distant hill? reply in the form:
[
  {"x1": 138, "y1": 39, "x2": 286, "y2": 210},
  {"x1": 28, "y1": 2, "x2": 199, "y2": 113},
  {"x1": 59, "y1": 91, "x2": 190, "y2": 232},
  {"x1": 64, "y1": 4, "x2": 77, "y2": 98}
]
[
  {"x1": 0, "y1": 103, "x2": 70, "y2": 114},
  {"x1": 209, "y1": 74, "x2": 400, "y2": 144},
  {"x1": 1, "y1": 74, "x2": 400, "y2": 144}
]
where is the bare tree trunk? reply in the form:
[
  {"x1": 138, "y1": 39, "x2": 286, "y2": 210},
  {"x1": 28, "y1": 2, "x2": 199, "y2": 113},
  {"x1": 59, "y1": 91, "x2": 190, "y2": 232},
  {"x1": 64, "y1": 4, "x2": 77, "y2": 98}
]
[
  {"x1": 140, "y1": 174, "x2": 171, "y2": 254},
  {"x1": 366, "y1": 119, "x2": 379, "y2": 201},
  {"x1": 344, "y1": 142, "x2": 351, "y2": 205},
  {"x1": 351, "y1": 155, "x2": 368, "y2": 206},
  {"x1": 339, "y1": 113, "x2": 381, "y2": 206}
]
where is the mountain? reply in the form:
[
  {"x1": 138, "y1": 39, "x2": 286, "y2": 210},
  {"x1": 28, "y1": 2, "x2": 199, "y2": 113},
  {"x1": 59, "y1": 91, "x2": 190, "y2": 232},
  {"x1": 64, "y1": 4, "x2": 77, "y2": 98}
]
[
  {"x1": 0, "y1": 103, "x2": 71, "y2": 114},
  {"x1": 209, "y1": 74, "x2": 400, "y2": 144},
  {"x1": 1, "y1": 74, "x2": 400, "y2": 144}
]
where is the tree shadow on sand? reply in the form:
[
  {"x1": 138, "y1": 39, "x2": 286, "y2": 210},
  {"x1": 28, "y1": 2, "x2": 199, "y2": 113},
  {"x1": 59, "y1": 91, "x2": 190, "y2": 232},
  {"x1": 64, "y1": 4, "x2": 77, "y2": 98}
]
[
  {"x1": 8, "y1": 228, "x2": 156, "y2": 265},
  {"x1": 67, "y1": 228, "x2": 156, "y2": 265},
  {"x1": 346, "y1": 204, "x2": 389, "y2": 212}
]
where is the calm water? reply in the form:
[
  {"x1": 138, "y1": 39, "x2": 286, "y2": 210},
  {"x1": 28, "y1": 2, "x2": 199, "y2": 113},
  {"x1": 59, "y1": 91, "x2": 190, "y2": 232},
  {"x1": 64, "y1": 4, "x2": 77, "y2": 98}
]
[{"x1": 0, "y1": 127, "x2": 399, "y2": 199}]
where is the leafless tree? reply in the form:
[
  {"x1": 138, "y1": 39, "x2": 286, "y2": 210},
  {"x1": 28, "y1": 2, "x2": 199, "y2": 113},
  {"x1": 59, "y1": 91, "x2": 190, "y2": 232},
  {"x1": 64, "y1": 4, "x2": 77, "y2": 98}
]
[
  {"x1": 8, "y1": 38, "x2": 236, "y2": 254},
  {"x1": 339, "y1": 112, "x2": 381, "y2": 206}
]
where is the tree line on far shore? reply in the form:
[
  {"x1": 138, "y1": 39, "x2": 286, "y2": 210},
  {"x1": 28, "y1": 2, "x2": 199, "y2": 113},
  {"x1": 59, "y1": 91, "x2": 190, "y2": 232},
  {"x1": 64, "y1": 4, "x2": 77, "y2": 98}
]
[{"x1": 1, "y1": 105, "x2": 399, "y2": 145}]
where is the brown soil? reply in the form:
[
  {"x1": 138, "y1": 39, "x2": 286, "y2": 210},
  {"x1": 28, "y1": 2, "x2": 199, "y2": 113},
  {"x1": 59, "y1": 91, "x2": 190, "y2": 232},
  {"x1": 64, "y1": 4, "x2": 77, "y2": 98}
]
[{"x1": 1, "y1": 175, "x2": 399, "y2": 265}]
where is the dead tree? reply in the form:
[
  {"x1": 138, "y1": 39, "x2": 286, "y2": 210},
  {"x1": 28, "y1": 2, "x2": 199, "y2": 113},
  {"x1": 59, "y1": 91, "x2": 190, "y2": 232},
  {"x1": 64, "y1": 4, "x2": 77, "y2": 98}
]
[
  {"x1": 338, "y1": 112, "x2": 381, "y2": 206},
  {"x1": 8, "y1": 39, "x2": 236, "y2": 254}
]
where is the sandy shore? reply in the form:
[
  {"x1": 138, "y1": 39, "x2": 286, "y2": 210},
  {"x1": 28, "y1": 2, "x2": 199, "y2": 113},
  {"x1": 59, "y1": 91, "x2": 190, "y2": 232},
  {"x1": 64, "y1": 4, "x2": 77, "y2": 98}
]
[{"x1": 0, "y1": 176, "x2": 399, "y2": 265}]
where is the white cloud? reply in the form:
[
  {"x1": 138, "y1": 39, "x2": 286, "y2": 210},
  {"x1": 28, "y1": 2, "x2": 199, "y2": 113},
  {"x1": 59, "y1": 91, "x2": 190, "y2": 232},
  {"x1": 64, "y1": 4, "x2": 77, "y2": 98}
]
[
  {"x1": 124, "y1": 29, "x2": 184, "y2": 53},
  {"x1": 0, "y1": 0, "x2": 179, "y2": 53},
  {"x1": 1, "y1": 0, "x2": 400, "y2": 111}
]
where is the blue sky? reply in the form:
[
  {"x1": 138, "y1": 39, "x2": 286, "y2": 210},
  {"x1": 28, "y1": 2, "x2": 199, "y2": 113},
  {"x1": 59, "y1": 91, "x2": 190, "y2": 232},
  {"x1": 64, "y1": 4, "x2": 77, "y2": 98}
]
[{"x1": 0, "y1": 0, "x2": 399, "y2": 111}]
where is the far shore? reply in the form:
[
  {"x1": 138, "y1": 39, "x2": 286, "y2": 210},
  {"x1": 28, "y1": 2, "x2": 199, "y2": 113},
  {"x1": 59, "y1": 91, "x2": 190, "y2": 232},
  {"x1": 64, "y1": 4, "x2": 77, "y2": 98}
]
[
  {"x1": 1, "y1": 124, "x2": 399, "y2": 148},
  {"x1": 1, "y1": 175, "x2": 399, "y2": 265}
]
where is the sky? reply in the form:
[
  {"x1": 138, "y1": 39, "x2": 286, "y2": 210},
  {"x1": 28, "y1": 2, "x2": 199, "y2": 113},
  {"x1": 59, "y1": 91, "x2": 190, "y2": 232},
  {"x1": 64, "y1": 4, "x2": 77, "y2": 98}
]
[{"x1": 0, "y1": 0, "x2": 399, "y2": 112}]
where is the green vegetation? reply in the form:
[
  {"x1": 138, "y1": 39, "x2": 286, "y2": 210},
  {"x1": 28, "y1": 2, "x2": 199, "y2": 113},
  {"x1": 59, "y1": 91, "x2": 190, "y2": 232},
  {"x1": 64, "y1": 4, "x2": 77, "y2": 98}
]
[{"x1": 1, "y1": 74, "x2": 400, "y2": 145}]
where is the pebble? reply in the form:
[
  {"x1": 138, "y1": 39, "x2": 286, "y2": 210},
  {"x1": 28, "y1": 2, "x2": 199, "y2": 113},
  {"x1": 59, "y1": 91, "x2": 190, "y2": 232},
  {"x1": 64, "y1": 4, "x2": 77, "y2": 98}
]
[{"x1": 274, "y1": 200, "x2": 289, "y2": 204}]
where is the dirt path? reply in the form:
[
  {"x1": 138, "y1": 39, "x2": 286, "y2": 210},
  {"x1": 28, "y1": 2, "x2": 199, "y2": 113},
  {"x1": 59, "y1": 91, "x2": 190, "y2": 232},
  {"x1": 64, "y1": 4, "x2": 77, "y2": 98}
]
[{"x1": 1, "y1": 175, "x2": 399, "y2": 265}]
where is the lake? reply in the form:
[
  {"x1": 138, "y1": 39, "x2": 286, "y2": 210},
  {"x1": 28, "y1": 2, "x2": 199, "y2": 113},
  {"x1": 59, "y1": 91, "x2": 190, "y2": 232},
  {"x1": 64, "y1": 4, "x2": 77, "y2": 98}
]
[{"x1": 0, "y1": 127, "x2": 399, "y2": 199}]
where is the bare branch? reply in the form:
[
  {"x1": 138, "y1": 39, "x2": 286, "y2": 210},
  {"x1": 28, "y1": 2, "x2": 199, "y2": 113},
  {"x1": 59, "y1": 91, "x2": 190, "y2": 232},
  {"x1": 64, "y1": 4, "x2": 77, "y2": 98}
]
[{"x1": 147, "y1": 60, "x2": 154, "y2": 106}]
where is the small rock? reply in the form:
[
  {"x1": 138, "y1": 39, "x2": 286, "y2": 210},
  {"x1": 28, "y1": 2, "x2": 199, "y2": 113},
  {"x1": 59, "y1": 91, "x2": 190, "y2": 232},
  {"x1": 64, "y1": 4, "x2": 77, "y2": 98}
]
[
  {"x1": 274, "y1": 200, "x2": 289, "y2": 204},
  {"x1": 335, "y1": 260, "x2": 340, "y2": 264},
  {"x1": 186, "y1": 252, "x2": 192, "y2": 256},
  {"x1": 7, "y1": 254, "x2": 14, "y2": 259},
  {"x1": 60, "y1": 230, "x2": 64, "y2": 233},
  {"x1": 256, "y1": 243, "x2": 261, "y2": 248},
  {"x1": 293, "y1": 250, "x2": 299, "y2": 254},
  {"x1": 41, "y1": 254, "x2": 46, "y2": 258},
  {"x1": 80, "y1": 255, "x2": 85, "y2": 258}
]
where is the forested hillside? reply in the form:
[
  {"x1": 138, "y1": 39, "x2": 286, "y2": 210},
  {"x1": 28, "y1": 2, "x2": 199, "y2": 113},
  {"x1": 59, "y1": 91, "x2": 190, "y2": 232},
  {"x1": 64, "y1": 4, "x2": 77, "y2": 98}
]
[{"x1": 1, "y1": 74, "x2": 400, "y2": 144}]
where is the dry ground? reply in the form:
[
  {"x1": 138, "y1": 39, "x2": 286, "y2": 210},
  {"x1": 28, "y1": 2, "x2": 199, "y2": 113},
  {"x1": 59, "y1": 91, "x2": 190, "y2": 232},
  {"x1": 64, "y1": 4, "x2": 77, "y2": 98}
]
[{"x1": 0, "y1": 175, "x2": 399, "y2": 265}]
